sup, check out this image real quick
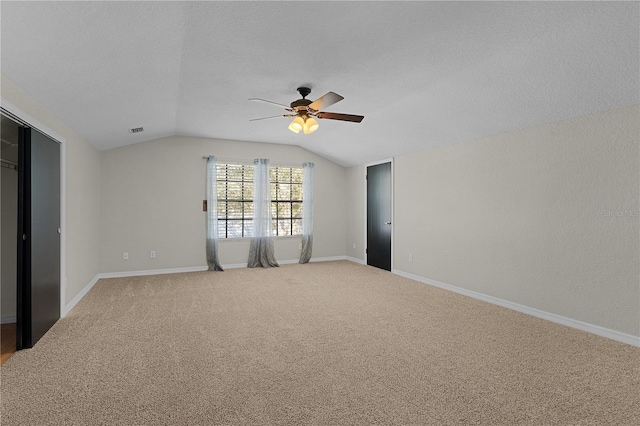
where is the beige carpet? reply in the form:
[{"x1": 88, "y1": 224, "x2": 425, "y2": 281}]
[{"x1": 1, "y1": 261, "x2": 638, "y2": 425}]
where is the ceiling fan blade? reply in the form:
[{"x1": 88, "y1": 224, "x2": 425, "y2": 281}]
[
  {"x1": 249, "y1": 114, "x2": 294, "y2": 121},
  {"x1": 308, "y1": 92, "x2": 344, "y2": 111},
  {"x1": 316, "y1": 112, "x2": 364, "y2": 123},
  {"x1": 249, "y1": 98, "x2": 292, "y2": 109}
]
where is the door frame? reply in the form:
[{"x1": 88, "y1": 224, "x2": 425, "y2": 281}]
[
  {"x1": 363, "y1": 158, "x2": 394, "y2": 271},
  {"x1": 1, "y1": 98, "x2": 67, "y2": 320}
]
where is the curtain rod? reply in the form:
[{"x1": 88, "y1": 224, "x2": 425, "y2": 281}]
[
  {"x1": 202, "y1": 156, "x2": 251, "y2": 165},
  {"x1": 202, "y1": 155, "x2": 308, "y2": 169}
]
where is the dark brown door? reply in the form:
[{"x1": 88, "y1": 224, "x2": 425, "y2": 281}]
[
  {"x1": 367, "y1": 162, "x2": 391, "y2": 271},
  {"x1": 17, "y1": 127, "x2": 60, "y2": 349}
]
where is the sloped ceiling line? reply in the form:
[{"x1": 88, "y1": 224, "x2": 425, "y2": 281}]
[{"x1": 1, "y1": 1, "x2": 638, "y2": 167}]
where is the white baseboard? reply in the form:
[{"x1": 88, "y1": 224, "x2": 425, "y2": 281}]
[
  {"x1": 1, "y1": 315, "x2": 17, "y2": 324},
  {"x1": 62, "y1": 266, "x2": 210, "y2": 316},
  {"x1": 393, "y1": 269, "x2": 640, "y2": 348},
  {"x1": 62, "y1": 275, "x2": 100, "y2": 317},
  {"x1": 224, "y1": 256, "x2": 349, "y2": 268},
  {"x1": 93, "y1": 256, "x2": 350, "y2": 281},
  {"x1": 311, "y1": 256, "x2": 348, "y2": 263},
  {"x1": 97, "y1": 265, "x2": 209, "y2": 279},
  {"x1": 222, "y1": 263, "x2": 248, "y2": 269},
  {"x1": 345, "y1": 256, "x2": 366, "y2": 265}
]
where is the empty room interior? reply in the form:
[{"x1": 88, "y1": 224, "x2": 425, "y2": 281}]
[{"x1": 1, "y1": 2, "x2": 638, "y2": 425}]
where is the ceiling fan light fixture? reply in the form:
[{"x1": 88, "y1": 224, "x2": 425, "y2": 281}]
[
  {"x1": 251, "y1": 87, "x2": 364, "y2": 133},
  {"x1": 288, "y1": 116, "x2": 304, "y2": 133},
  {"x1": 303, "y1": 117, "x2": 319, "y2": 134}
]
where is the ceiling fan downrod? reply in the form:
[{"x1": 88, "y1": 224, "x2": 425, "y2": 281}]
[{"x1": 297, "y1": 87, "x2": 311, "y2": 99}]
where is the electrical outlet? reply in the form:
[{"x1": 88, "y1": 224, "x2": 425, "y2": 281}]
[
  {"x1": 123, "y1": 252, "x2": 129, "y2": 260},
  {"x1": 150, "y1": 251, "x2": 156, "y2": 259},
  {"x1": 408, "y1": 254, "x2": 413, "y2": 262},
  {"x1": 353, "y1": 243, "x2": 356, "y2": 249},
  {"x1": 299, "y1": 243, "x2": 302, "y2": 250}
]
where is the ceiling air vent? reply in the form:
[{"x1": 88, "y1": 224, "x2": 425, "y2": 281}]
[{"x1": 129, "y1": 127, "x2": 144, "y2": 134}]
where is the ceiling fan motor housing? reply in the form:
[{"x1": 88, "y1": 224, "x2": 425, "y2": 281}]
[
  {"x1": 291, "y1": 87, "x2": 313, "y2": 110},
  {"x1": 290, "y1": 98, "x2": 312, "y2": 109}
]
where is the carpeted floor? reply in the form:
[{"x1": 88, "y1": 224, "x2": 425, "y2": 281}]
[{"x1": 1, "y1": 261, "x2": 638, "y2": 425}]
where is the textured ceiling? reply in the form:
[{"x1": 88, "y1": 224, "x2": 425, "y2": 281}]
[{"x1": 1, "y1": 1, "x2": 638, "y2": 166}]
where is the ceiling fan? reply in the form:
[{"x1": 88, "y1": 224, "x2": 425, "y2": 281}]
[{"x1": 249, "y1": 87, "x2": 364, "y2": 134}]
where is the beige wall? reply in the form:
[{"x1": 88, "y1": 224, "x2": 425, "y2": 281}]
[
  {"x1": 1, "y1": 74, "x2": 102, "y2": 308},
  {"x1": 99, "y1": 136, "x2": 347, "y2": 272},
  {"x1": 4, "y1": 68, "x2": 636, "y2": 339},
  {"x1": 345, "y1": 164, "x2": 365, "y2": 261},
  {"x1": 391, "y1": 105, "x2": 639, "y2": 336}
]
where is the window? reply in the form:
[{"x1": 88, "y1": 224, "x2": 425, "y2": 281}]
[
  {"x1": 216, "y1": 163, "x2": 254, "y2": 238},
  {"x1": 216, "y1": 163, "x2": 303, "y2": 238},
  {"x1": 270, "y1": 166, "x2": 303, "y2": 236}
]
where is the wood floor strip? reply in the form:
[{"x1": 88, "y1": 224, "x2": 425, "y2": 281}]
[{"x1": 1, "y1": 323, "x2": 17, "y2": 365}]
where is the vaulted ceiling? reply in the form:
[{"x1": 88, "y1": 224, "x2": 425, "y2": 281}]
[{"x1": 1, "y1": 1, "x2": 638, "y2": 166}]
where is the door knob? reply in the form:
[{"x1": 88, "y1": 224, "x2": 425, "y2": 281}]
[
  {"x1": 385, "y1": 221, "x2": 391, "y2": 225},
  {"x1": 57, "y1": 228, "x2": 61, "y2": 234}
]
